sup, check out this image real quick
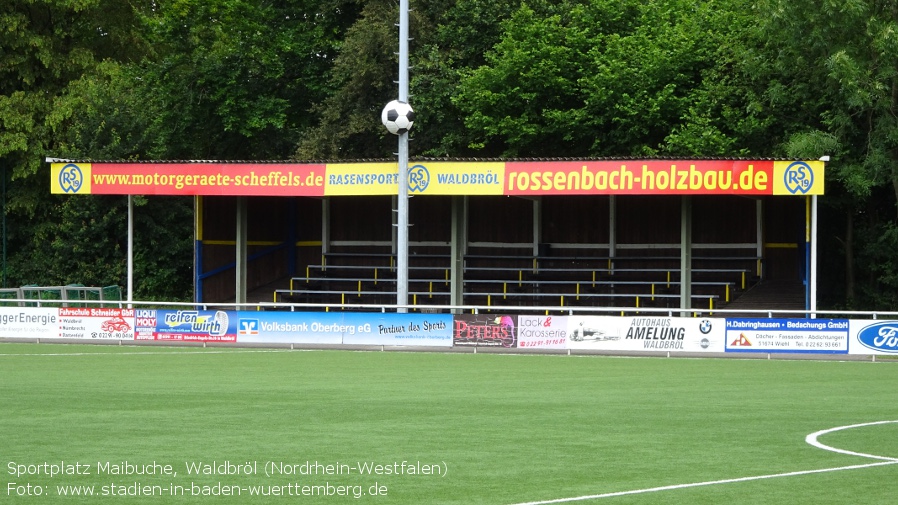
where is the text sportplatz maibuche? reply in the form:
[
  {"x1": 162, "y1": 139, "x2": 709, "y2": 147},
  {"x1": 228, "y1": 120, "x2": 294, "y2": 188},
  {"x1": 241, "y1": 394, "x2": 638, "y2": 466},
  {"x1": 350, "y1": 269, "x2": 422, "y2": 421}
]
[
  {"x1": 7, "y1": 460, "x2": 448, "y2": 499},
  {"x1": 7, "y1": 460, "x2": 448, "y2": 478}
]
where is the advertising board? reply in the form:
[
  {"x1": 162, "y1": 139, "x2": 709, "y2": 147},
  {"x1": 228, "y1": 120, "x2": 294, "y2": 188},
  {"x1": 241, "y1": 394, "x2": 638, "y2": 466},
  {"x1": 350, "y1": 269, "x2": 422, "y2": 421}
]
[
  {"x1": 566, "y1": 316, "x2": 725, "y2": 352},
  {"x1": 134, "y1": 309, "x2": 237, "y2": 342},
  {"x1": 235, "y1": 311, "x2": 452, "y2": 346},
  {"x1": 2, "y1": 306, "x2": 894, "y2": 358},
  {"x1": 56, "y1": 308, "x2": 134, "y2": 340},
  {"x1": 0, "y1": 308, "x2": 60, "y2": 340},
  {"x1": 725, "y1": 318, "x2": 849, "y2": 353},
  {"x1": 849, "y1": 320, "x2": 898, "y2": 355},
  {"x1": 453, "y1": 315, "x2": 517, "y2": 348},
  {"x1": 517, "y1": 315, "x2": 568, "y2": 349}
]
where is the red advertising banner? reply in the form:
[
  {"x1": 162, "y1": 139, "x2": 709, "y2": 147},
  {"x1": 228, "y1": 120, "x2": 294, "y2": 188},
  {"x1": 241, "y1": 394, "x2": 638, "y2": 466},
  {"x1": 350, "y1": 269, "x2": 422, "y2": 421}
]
[
  {"x1": 504, "y1": 159, "x2": 823, "y2": 196},
  {"x1": 52, "y1": 163, "x2": 326, "y2": 196}
]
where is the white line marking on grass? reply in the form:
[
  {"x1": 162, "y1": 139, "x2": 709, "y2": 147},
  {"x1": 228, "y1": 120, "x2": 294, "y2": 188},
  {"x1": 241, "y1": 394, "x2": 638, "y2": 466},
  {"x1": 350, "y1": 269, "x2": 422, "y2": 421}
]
[
  {"x1": 509, "y1": 461, "x2": 898, "y2": 505},
  {"x1": 806, "y1": 420, "x2": 898, "y2": 462},
  {"x1": 508, "y1": 420, "x2": 898, "y2": 505}
]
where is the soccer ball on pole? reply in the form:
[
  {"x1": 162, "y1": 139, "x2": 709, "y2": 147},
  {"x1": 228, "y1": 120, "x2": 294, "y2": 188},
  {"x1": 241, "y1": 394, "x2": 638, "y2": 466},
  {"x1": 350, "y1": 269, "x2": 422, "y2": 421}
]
[{"x1": 381, "y1": 100, "x2": 415, "y2": 135}]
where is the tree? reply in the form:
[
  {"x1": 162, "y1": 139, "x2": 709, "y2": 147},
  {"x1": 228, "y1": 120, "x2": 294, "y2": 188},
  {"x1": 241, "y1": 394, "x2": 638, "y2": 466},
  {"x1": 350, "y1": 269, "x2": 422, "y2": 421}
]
[
  {"x1": 2, "y1": 0, "x2": 361, "y2": 297},
  {"x1": 0, "y1": 0, "x2": 153, "y2": 291},
  {"x1": 0, "y1": 0, "x2": 149, "y2": 205},
  {"x1": 751, "y1": 0, "x2": 898, "y2": 308},
  {"x1": 296, "y1": 0, "x2": 412, "y2": 159},
  {"x1": 452, "y1": 0, "x2": 757, "y2": 157},
  {"x1": 144, "y1": 0, "x2": 361, "y2": 160},
  {"x1": 410, "y1": 0, "x2": 521, "y2": 156},
  {"x1": 295, "y1": 0, "x2": 522, "y2": 159},
  {"x1": 25, "y1": 62, "x2": 193, "y2": 300}
]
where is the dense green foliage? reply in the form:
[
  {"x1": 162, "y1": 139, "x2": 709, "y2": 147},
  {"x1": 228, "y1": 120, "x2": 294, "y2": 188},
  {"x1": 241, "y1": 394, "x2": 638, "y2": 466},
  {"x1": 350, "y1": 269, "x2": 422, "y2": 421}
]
[{"x1": 2, "y1": 0, "x2": 897, "y2": 307}]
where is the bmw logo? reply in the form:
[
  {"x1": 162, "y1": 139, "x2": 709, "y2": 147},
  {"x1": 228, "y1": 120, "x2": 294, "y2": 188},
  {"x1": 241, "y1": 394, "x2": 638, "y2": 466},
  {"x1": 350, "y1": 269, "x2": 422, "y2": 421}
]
[{"x1": 699, "y1": 319, "x2": 712, "y2": 334}]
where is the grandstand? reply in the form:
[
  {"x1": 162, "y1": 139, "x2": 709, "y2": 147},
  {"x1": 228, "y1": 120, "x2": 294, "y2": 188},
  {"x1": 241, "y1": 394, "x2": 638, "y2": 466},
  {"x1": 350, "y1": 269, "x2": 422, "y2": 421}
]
[
  {"x1": 269, "y1": 250, "x2": 753, "y2": 311},
  {"x1": 48, "y1": 158, "x2": 823, "y2": 312},
  {"x1": 237, "y1": 191, "x2": 806, "y2": 312}
]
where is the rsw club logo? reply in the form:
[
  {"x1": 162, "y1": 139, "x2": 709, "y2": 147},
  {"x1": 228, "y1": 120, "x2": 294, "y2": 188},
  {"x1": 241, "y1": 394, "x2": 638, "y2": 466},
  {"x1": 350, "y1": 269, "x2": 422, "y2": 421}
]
[
  {"x1": 408, "y1": 164, "x2": 430, "y2": 193},
  {"x1": 59, "y1": 164, "x2": 84, "y2": 193},
  {"x1": 784, "y1": 161, "x2": 813, "y2": 194}
]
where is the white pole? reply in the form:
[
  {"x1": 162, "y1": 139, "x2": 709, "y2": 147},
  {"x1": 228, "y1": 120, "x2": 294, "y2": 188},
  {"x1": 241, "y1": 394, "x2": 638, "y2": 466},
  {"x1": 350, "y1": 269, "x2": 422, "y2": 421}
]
[
  {"x1": 127, "y1": 195, "x2": 133, "y2": 304},
  {"x1": 810, "y1": 194, "x2": 818, "y2": 316},
  {"x1": 398, "y1": 0, "x2": 409, "y2": 108}
]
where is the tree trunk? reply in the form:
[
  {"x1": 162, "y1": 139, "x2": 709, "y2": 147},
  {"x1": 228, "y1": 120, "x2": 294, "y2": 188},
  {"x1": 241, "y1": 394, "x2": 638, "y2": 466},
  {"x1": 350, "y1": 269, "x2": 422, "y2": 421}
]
[
  {"x1": 845, "y1": 210, "x2": 855, "y2": 304},
  {"x1": 893, "y1": 171, "x2": 898, "y2": 223}
]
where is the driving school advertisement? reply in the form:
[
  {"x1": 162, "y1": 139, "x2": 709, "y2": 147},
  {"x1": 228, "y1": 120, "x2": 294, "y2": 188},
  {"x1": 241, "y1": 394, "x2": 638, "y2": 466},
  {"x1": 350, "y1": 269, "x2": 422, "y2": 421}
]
[
  {"x1": 56, "y1": 307, "x2": 134, "y2": 340},
  {"x1": 51, "y1": 159, "x2": 824, "y2": 197}
]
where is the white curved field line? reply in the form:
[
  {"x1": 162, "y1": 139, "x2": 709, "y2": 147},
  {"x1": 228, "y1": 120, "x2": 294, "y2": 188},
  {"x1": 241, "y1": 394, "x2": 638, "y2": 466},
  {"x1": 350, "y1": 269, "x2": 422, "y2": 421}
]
[
  {"x1": 509, "y1": 420, "x2": 898, "y2": 505},
  {"x1": 805, "y1": 420, "x2": 898, "y2": 462}
]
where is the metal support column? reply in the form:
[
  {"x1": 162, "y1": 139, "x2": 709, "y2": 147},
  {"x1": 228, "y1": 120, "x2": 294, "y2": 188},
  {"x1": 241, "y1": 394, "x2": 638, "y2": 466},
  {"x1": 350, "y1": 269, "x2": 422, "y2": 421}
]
[
  {"x1": 680, "y1": 196, "x2": 692, "y2": 314},
  {"x1": 394, "y1": 0, "x2": 411, "y2": 313},
  {"x1": 235, "y1": 196, "x2": 247, "y2": 306},
  {"x1": 609, "y1": 195, "x2": 617, "y2": 272},
  {"x1": 321, "y1": 197, "x2": 330, "y2": 271},
  {"x1": 450, "y1": 196, "x2": 467, "y2": 311},
  {"x1": 756, "y1": 199, "x2": 764, "y2": 279}
]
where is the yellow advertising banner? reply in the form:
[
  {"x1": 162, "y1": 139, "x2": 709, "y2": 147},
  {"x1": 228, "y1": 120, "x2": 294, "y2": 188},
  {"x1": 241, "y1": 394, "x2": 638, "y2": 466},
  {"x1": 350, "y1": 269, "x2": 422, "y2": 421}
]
[
  {"x1": 324, "y1": 163, "x2": 398, "y2": 196},
  {"x1": 772, "y1": 161, "x2": 824, "y2": 195},
  {"x1": 51, "y1": 163, "x2": 92, "y2": 194},
  {"x1": 411, "y1": 161, "x2": 505, "y2": 195},
  {"x1": 50, "y1": 160, "x2": 824, "y2": 197}
]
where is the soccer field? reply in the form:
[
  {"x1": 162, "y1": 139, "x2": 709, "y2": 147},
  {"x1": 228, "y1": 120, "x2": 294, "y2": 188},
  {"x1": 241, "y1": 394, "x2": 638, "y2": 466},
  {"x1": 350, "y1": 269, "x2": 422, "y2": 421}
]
[{"x1": 1, "y1": 342, "x2": 896, "y2": 504}]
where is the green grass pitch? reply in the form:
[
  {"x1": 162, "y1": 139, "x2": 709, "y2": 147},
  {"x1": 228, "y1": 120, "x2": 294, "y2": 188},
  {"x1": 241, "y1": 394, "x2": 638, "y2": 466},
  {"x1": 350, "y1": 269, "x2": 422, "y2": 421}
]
[{"x1": 1, "y1": 342, "x2": 896, "y2": 504}]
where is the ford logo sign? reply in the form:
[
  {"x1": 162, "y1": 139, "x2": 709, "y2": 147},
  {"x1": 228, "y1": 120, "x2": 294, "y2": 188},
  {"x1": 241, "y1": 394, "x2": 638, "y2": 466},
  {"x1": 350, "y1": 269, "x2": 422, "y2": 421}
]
[{"x1": 856, "y1": 321, "x2": 898, "y2": 353}]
